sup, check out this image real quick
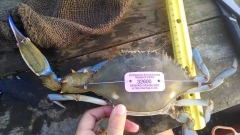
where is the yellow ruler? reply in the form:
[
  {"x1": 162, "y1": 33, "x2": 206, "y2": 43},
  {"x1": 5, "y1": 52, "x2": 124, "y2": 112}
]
[{"x1": 165, "y1": 0, "x2": 205, "y2": 130}]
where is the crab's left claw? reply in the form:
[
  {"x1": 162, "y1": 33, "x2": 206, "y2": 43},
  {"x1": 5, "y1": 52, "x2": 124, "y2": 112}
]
[
  {"x1": 9, "y1": 15, "x2": 61, "y2": 91},
  {"x1": 8, "y1": 15, "x2": 25, "y2": 44}
]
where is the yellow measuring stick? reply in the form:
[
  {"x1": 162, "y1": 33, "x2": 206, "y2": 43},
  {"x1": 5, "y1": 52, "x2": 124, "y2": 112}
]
[{"x1": 165, "y1": 0, "x2": 205, "y2": 130}]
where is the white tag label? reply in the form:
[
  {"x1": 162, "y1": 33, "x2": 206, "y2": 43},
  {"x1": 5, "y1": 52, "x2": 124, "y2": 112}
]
[{"x1": 124, "y1": 72, "x2": 165, "y2": 92}]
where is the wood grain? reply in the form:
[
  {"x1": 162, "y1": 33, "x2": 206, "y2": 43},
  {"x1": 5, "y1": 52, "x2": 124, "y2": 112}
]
[{"x1": 0, "y1": 0, "x2": 221, "y2": 77}]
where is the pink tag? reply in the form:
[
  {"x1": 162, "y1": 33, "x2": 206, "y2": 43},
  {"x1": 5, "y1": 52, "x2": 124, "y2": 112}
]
[{"x1": 124, "y1": 72, "x2": 165, "y2": 92}]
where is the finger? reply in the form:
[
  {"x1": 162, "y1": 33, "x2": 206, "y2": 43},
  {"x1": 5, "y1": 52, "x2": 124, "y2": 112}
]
[
  {"x1": 77, "y1": 106, "x2": 112, "y2": 131},
  {"x1": 107, "y1": 104, "x2": 126, "y2": 135},
  {"x1": 125, "y1": 119, "x2": 139, "y2": 133},
  {"x1": 93, "y1": 118, "x2": 139, "y2": 134}
]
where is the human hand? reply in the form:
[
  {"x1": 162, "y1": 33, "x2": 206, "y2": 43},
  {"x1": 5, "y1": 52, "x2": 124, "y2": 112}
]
[{"x1": 76, "y1": 104, "x2": 139, "y2": 135}]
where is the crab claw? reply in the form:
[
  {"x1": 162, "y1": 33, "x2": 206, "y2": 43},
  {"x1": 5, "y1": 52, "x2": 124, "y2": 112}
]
[
  {"x1": 8, "y1": 15, "x2": 25, "y2": 44},
  {"x1": 8, "y1": 15, "x2": 61, "y2": 91},
  {"x1": 48, "y1": 94, "x2": 108, "y2": 108}
]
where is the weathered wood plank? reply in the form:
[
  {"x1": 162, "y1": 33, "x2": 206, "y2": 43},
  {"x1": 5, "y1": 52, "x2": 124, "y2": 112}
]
[
  {"x1": 0, "y1": 0, "x2": 221, "y2": 77},
  {"x1": 0, "y1": 0, "x2": 22, "y2": 12},
  {"x1": 1, "y1": 17, "x2": 240, "y2": 134}
]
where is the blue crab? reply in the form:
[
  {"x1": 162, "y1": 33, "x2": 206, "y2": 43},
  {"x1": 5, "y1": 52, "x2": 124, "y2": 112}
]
[{"x1": 9, "y1": 15, "x2": 238, "y2": 135}]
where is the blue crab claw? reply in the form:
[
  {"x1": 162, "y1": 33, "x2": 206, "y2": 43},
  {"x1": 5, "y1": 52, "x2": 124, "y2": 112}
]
[
  {"x1": 9, "y1": 15, "x2": 61, "y2": 91},
  {"x1": 48, "y1": 94, "x2": 108, "y2": 108},
  {"x1": 8, "y1": 15, "x2": 25, "y2": 44}
]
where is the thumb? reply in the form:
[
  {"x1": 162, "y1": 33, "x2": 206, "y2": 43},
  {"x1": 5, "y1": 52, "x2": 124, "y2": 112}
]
[{"x1": 107, "y1": 104, "x2": 127, "y2": 135}]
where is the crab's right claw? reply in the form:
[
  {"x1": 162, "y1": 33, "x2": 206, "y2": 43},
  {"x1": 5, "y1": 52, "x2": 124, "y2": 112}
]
[{"x1": 8, "y1": 15, "x2": 61, "y2": 91}]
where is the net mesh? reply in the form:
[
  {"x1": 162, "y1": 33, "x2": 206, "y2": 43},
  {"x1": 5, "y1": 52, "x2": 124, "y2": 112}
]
[{"x1": 0, "y1": 0, "x2": 133, "y2": 51}]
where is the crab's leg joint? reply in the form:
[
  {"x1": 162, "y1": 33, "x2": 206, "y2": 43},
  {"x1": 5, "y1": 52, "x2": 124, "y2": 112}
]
[
  {"x1": 192, "y1": 48, "x2": 210, "y2": 85},
  {"x1": 175, "y1": 99, "x2": 214, "y2": 123},
  {"x1": 186, "y1": 58, "x2": 237, "y2": 95},
  {"x1": 214, "y1": 58, "x2": 238, "y2": 81},
  {"x1": 9, "y1": 15, "x2": 61, "y2": 91},
  {"x1": 77, "y1": 66, "x2": 92, "y2": 73},
  {"x1": 48, "y1": 94, "x2": 108, "y2": 108},
  {"x1": 171, "y1": 99, "x2": 213, "y2": 135},
  {"x1": 77, "y1": 60, "x2": 108, "y2": 73},
  {"x1": 205, "y1": 100, "x2": 214, "y2": 123},
  {"x1": 169, "y1": 109, "x2": 196, "y2": 134},
  {"x1": 193, "y1": 76, "x2": 209, "y2": 86}
]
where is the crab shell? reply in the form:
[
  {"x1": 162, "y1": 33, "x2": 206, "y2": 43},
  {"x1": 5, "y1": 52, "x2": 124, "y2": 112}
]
[
  {"x1": 8, "y1": 14, "x2": 198, "y2": 115},
  {"x1": 60, "y1": 52, "x2": 197, "y2": 115}
]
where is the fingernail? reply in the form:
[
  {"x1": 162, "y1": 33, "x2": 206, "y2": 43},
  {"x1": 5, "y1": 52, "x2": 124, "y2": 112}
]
[{"x1": 115, "y1": 104, "x2": 126, "y2": 115}]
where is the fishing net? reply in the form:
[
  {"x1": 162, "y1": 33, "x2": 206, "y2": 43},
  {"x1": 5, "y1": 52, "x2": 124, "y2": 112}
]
[{"x1": 0, "y1": 0, "x2": 133, "y2": 51}]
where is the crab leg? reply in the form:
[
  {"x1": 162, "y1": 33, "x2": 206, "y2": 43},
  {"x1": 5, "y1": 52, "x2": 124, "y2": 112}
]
[
  {"x1": 192, "y1": 48, "x2": 210, "y2": 85},
  {"x1": 214, "y1": 58, "x2": 238, "y2": 80},
  {"x1": 8, "y1": 15, "x2": 61, "y2": 91},
  {"x1": 170, "y1": 99, "x2": 214, "y2": 135},
  {"x1": 185, "y1": 58, "x2": 237, "y2": 94},
  {"x1": 169, "y1": 108, "x2": 197, "y2": 135},
  {"x1": 175, "y1": 99, "x2": 214, "y2": 123},
  {"x1": 193, "y1": 76, "x2": 208, "y2": 86},
  {"x1": 48, "y1": 94, "x2": 108, "y2": 108},
  {"x1": 77, "y1": 66, "x2": 93, "y2": 73},
  {"x1": 77, "y1": 60, "x2": 108, "y2": 73},
  {"x1": 89, "y1": 60, "x2": 108, "y2": 72}
]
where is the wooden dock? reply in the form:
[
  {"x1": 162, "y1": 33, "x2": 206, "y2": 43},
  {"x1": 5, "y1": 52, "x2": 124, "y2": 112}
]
[{"x1": 0, "y1": 0, "x2": 240, "y2": 134}]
